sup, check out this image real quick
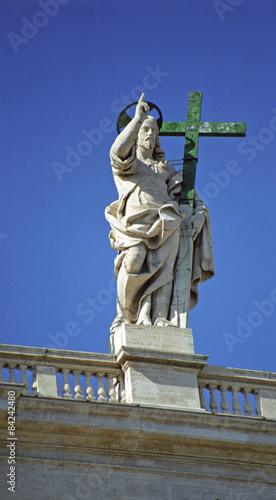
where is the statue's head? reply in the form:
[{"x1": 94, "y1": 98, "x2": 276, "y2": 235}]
[
  {"x1": 137, "y1": 116, "x2": 159, "y2": 150},
  {"x1": 137, "y1": 116, "x2": 165, "y2": 161}
]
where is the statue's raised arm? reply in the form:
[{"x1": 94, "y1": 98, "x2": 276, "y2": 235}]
[{"x1": 112, "y1": 93, "x2": 151, "y2": 160}]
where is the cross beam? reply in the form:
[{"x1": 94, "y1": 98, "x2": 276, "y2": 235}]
[{"x1": 159, "y1": 91, "x2": 246, "y2": 205}]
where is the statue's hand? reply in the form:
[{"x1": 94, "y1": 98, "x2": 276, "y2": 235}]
[
  {"x1": 189, "y1": 211, "x2": 205, "y2": 240},
  {"x1": 135, "y1": 93, "x2": 150, "y2": 123}
]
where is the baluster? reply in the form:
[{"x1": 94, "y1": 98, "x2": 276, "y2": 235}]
[
  {"x1": 96, "y1": 373, "x2": 107, "y2": 402},
  {"x1": 199, "y1": 383, "x2": 207, "y2": 410},
  {"x1": 19, "y1": 364, "x2": 30, "y2": 395},
  {"x1": 231, "y1": 385, "x2": 241, "y2": 414},
  {"x1": 8, "y1": 364, "x2": 17, "y2": 384},
  {"x1": 243, "y1": 387, "x2": 253, "y2": 416},
  {"x1": 220, "y1": 384, "x2": 230, "y2": 414},
  {"x1": 73, "y1": 370, "x2": 83, "y2": 400},
  {"x1": 0, "y1": 363, "x2": 4, "y2": 383},
  {"x1": 114, "y1": 375, "x2": 120, "y2": 401},
  {"x1": 56, "y1": 373, "x2": 61, "y2": 397},
  {"x1": 118, "y1": 374, "x2": 126, "y2": 404},
  {"x1": 106, "y1": 374, "x2": 117, "y2": 403},
  {"x1": 31, "y1": 366, "x2": 38, "y2": 395},
  {"x1": 254, "y1": 389, "x2": 262, "y2": 417},
  {"x1": 62, "y1": 368, "x2": 72, "y2": 399},
  {"x1": 209, "y1": 384, "x2": 218, "y2": 412},
  {"x1": 84, "y1": 371, "x2": 95, "y2": 401},
  {"x1": 113, "y1": 374, "x2": 120, "y2": 402}
]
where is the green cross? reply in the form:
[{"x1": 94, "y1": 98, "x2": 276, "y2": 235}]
[{"x1": 159, "y1": 91, "x2": 246, "y2": 205}]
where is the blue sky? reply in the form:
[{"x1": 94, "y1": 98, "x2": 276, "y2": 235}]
[{"x1": 0, "y1": 0, "x2": 276, "y2": 373}]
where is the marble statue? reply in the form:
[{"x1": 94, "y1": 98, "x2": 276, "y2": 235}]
[{"x1": 105, "y1": 94, "x2": 214, "y2": 332}]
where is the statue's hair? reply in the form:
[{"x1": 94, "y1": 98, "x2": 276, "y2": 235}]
[{"x1": 153, "y1": 136, "x2": 165, "y2": 162}]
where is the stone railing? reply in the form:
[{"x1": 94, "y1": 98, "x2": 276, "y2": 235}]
[
  {"x1": 0, "y1": 344, "x2": 275, "y2": 418},
  {"x1": 198, "y1": 365, "x2": 276, "y2": 418},
  {"x1": 0, "y1": 344, "x2": 125, "y2": 403}
]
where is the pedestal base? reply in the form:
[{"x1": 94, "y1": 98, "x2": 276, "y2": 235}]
[
  {"x1": 110, "y1": 324, "x2": 208, "y2": 410},
  {"x1": 109, "y1": 324, "x2": 195, "y2": 355}
]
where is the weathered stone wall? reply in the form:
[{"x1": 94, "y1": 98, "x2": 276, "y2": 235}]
[{"x1": 1, "y1": 395, "x2": 275, "y2": 500}]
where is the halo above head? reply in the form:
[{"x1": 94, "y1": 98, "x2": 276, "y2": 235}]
[{"x1": 116, "y1": 101, "x2": 163, "y2": 135}]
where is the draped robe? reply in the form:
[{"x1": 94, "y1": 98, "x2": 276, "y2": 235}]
[{"x1": 105, "y1": 145, "x2": 214, "y2": 330}]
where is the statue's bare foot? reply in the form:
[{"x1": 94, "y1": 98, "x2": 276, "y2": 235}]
[
  {"x1": 137, "y1": 316, "x2": 152, "y2": 326},
  {"x1": 154, "y1": 318, "x2": 174, "y2": 327}
]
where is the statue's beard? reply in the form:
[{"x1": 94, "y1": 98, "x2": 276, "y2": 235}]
[{"x1": 137, "y1": 137, "x2": 155, "y2": 151}]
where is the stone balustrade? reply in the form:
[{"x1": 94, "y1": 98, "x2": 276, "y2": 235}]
[
  {"x1": 198, "y1": 365, "x2": 276, "y2": 418},
  {"x1": 0, "y1": 344, "x2": 125, "y2": 403},
  {"x1": 0, "y1": 344, "x2": 275, "y2": 418}
]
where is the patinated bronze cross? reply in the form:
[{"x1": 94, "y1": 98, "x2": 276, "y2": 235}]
[
  {"x1": 159, "y1": 91, "x2": 246, "y2": 327},
  {"x1": 159, "y1": 91, "x2": 246, "y2": 205}
]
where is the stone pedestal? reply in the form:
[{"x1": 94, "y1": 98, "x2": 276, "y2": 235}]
[
  {"x1": 260, "y1": 388, "x2": 276, "y2": 419},
  {"x1": 109, "y1": 325, "x2": 208, "y2": 410},
  {"x1": 33, "y1": 365, "x2": 58, "y2": 397}
]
